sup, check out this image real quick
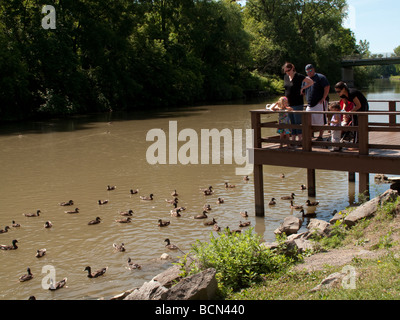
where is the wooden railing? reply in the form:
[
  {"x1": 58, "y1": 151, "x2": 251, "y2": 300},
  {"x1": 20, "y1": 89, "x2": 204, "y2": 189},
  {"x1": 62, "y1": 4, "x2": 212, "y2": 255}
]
[{"x1": 251, "y1": 100, "x2": 400, "y2": 156}]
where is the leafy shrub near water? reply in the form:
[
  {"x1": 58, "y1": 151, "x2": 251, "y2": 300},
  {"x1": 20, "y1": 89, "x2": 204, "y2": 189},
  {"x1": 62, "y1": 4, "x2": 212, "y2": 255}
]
[{"x1": 180, "y1": 228, "x2": 299, "y2": 295}]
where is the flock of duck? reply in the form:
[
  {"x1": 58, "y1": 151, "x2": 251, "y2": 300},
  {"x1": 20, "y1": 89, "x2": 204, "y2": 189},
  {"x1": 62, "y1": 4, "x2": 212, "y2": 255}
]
[{"x1": 1, "y1": 173, "x2": 320, "y2": 299}]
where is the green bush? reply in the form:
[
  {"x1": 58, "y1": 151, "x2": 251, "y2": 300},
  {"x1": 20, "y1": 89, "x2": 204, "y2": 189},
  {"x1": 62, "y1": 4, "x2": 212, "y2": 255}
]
[{"x1": 183, "y1": 228, "x2": 297, "y2": 295}]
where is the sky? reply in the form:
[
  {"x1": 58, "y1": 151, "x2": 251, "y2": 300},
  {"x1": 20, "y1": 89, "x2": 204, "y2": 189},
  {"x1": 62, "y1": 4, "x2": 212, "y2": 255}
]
[{"x1": 344, "y1": 0, "x2": 400, "y2": 54}]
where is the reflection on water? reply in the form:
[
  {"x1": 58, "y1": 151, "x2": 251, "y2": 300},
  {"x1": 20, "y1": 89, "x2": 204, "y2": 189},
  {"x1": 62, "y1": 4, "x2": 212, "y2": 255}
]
[{"x1": 0, "y1": 81, "x2": 398, "y2": 300}]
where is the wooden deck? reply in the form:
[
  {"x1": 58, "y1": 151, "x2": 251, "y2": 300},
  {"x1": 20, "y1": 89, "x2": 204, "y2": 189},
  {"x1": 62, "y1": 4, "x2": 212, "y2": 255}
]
[{"x1": 250, "y1": 100, "x2": 400, "y2": 216}]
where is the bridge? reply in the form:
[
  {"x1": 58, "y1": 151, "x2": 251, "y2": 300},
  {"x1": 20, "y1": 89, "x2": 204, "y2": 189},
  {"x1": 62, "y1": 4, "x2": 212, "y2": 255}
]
[{"x1": 341, "y1": 55, "x2": 400, "y2": 87}]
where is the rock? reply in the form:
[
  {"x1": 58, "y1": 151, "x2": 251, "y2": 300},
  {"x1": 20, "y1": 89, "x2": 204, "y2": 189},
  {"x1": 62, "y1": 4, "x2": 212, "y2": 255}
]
[
  {"x1": 110, "y1": 288, "x2": 135, "y2": 300},
  {"x1": 309, "y1": 272, "x2": 346, "y2": 293},
  {"x1": 165, "y1": 268, "x2": 218, "y2": 300},
  {"x1": 152, "y1": 265, "x2": 182, "y2": 288},
  {"x1": 307, "y1": 219, "x2": 331, "y2": 237},
  {"x1": 160, "y1": 253, "x2": 171, "y2": 260},
  {"x1": 293, "y1": 238, "x2": 314, "y2": 253},
  {"x1": 344, "y1": 189, "x2": 398, "y2": 227},
  {"x1": 274, "y1": 216, "x2": 302, "y2": 236},
  {"x1": 330, "y1": 210, "x2": 347, "y2": 224},
  {"x1": 124, "y1": 280, "x2": 169, "y2": 300}
]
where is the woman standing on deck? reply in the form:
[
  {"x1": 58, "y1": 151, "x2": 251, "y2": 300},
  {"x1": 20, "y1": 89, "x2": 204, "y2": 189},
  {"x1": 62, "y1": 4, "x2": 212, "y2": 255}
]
[{"x1": 282, "y1": 62, "x2": 314, "y2": 144}]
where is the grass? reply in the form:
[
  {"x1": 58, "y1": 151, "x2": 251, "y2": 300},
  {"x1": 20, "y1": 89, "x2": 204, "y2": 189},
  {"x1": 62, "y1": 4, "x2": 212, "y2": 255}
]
[{"x1": 227, "y1": 196, "x2": 400, "y2": 300}]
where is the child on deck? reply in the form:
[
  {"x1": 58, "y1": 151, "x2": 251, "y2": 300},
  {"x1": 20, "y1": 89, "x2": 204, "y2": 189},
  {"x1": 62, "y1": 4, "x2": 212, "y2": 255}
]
[
  {"x1": 271, "y1": 96, "x2": 293, "y2": 148},
  {"x1": 329, "y1": 102, "x2": 342, "y2": 152}
]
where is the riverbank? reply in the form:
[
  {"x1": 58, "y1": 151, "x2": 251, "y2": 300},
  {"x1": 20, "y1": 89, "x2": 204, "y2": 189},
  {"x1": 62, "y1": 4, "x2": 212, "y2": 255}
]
[{"x1": 228, "y1": 190, "x2": 400, "y2": 300}]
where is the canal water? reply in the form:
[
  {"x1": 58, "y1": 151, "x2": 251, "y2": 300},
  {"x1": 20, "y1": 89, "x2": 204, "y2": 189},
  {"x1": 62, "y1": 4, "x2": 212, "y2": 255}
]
[{"x1": 0, "y1": 79, "x2": 399, "y2": 300}]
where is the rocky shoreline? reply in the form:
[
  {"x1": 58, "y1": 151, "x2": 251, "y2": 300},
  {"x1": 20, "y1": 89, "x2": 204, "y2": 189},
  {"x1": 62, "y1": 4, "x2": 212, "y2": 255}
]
[{"x1": 109, "y1": 188, "x2": 399, "y2": 300}]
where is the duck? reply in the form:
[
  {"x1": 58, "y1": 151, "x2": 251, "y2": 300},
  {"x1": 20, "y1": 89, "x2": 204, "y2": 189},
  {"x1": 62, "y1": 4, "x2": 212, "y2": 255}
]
[
  {"x1": 24, "y1": 210, "x2": 41, "y2": 217},
  {"x1": 170, "y1": 208, "x2": 182, "y2": 217},
  {"x1": 130, "y1": 189, "x2": 139, "y2": 195},
  {"x1": 203, "y1": 204, "x2": 212, "y2": 211},
  {"x1": 115, "y1": 217, "x2": 132, "y2": 223},
  {"x1": 11, "y1": 220, "x2": 21, "y2": 228},
  {"x1": 239, "y1": 221, "x2": 251, "y2": 228},
  {"x1": 65, "y1": 208, "x2": 79, "y2": 214},
  {"x1": 59, "y1": 200, "x2": 74, "y2": 206},
  {"x1": 49, "y1": 277, "x2": 67, "y2": 291},
  {"x1": 268, "y1": 198, "x2": 277, "y2": 206},
  {"x1": 305, "y1": 200, "x2": 319, "y2": 207},
  {"x1": 300, "y1": 209, "x2": 316, "y2": 218},
  {"x1": 113, "y1": 243, "x2": 126, "y2": 252},
  {"x1": 224, "y1": 182, "x2": 236, "y2": 188},
  {"x1": 193, "y1": 211, "x2": 208, "y2": 219},
  {"x1": 0, "y1": 226, "x2": 10, "y2": 234},
  {"x1": 165, "y1": 197, "x2": 178, "y2": 204},
  {"x1": 171, "y1": 190, "x2": 178, "y2": 197},
  {"x1": 140, "y1": 194, "x2": 154, "y2": 201},
  {"x1": 0, "y1": 239, "x2": 18, "y2": 250},
  {"x1": 98, "y1": 200, "x2": 109, "y2": 205},
  {"x1": 213, "y1": 224, "x2": 221, "y2": 232},
  {"x1": 19, "y1": 267, "x2": 33, "y2": 282},
  {"x1": 36, "y1": 248, "x2": 47, "y2": 258},
  {"x1": 158, "y1": 219, "x2": 170, "y2": 227},
  {"x1": 107, "y1": 185, "x2": 117, "y2": 191},
  {"x1": 127, "y1": 257, "x2": 141, "y2": 270},
  {"x1": 243, "y1": 175, "x2": 250, "y2": 181},
  {"x1": 88, "y1": 217, "x2": 101, "y2": 225},
  {"x1": 216, "y1": 197, "x2": 225, "y2": 204},
  {"x1": 240, "y1": 211, "x2": 249, "y2": 218},
  {"x1": 290, "y1": 201, "x2": 303, "y2": 210},
  {"x1": 84, "y1": 266, "x2": 108, "y2": 278},
  {"x1": 281, "y1": 193, "x2": 295, "y2": 200},
  {"x1": 172, "y1": 202, "x2": 186, "y2": 211},
  {"x1": 120, "y1": 210, "x2": 133, "y2": 216},
  {"x1": 300, "y1": 184, "x2": 307, "y2": 190},
  {"x1": 203, "y1": 218, "x2": 217, "y2": 226},
  {"x1": 44, "y1": 221, "x2": 53, "y2": 228},
  {"x1": 281, "y1": 173, "x2": 285, "y2": 179},
  {"x1": 201, "y1": 186, "x2": 213, "y2": 195},
  {"x1": 164, "y1": 238, "x2": 178, "y2": 250}
]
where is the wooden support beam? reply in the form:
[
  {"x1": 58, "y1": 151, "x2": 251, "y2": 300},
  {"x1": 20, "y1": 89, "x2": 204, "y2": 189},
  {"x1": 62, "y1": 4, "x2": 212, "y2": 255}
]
[
  {"x1": 359, "y1": 173, "x2": 370, "y2": 198},
  {"x1": 307, "y1": 169, "x2": 316, "y2": 197},
  {"x1": 254, "y1": 164, "x2": 265, "y2": 217}
]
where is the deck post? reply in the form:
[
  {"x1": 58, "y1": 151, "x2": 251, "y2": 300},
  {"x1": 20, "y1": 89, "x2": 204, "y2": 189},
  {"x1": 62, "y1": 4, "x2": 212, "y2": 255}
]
[
  {"x1": 302, "y1": 112, "x2": 316, "y2": 196},
  {"x1": 348, "y1": 172, "x2": 355, "y2": 182},
  {"x1": 307, "y1": 169, "x2": 316, "y2": 197},
  {"x1": 389, "y1": 101, "x2": 396, "y2": 126},
  {"x1": 359, "y1": 173, "x2": 370, "y2": 198},
  {"x1": 251, "y1": 111, "x2": 265, "y2": 216},
  {"x1": 358, "y1": 114, "x2": 370, "y2": 197}
]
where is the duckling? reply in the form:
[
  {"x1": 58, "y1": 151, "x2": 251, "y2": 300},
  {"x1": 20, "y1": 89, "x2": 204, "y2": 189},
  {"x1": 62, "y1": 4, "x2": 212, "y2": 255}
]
[
  {"x1": 203, "y1": 204, "x2": 212, "y2": 211},
  {"x1": 113, "y1": 243, "x2": 126, "y2": 252},
  {"x1": 44, "y1": 221, "x2": 53, "y2": 228},
  {"x1": 140, "y1": 194, "x2": 154, "y2": 201},
  {"x1": 164, "y1": 238, "x2": 178, "y2": 250},
  {"x1": 0, "y1": 226, "x2": 10, "y2": 233},
  {"x1": 65, "y1": 208, "x2": 79, "y2": 214},
  {"x1": 49, "y1": 277, "x2": 67, "y2": 291},
  {"x1": 216, "y1": 197, "x2": 225, "y2": 204},
  {"x1": 268, "y1": 198, "x2": 276, "y2": 206},
  {"x1": 201, "y1": 186, "x2": 213, "y2": 195},
  {"x1": 213, "y1": 224, "x2": 221, "y2": 232},
  {"x1": 243, "y1": 175, "x2": 250, "y2": 181},
  {"x1": 281, "y1": 193, "x2": 295, "y2": 200},
  {"x1": 36, "y1": 248, "x2": 47, "y2": 258},
  {"x1": 59, "y1": 200, "x2": 74, "y2": 206},
  {"x1": 11, "y1": 220, "x2": 21, "y2": 228},
  {"x1": 84, "y1": 266, "x2": 108, "y2": 278},
  {"x1": 127, "y1": 258, "x2": 141, "y2": 270},
  {"x1": 158, "y1": 219, "x2": 170, "y2": 227},
  {"x1": 203, "y1": 218, "x2": 217, "y2": 226},
  {"x1": 305, "y1": 200, "x2": 319, "y2": 207},
  {"x1": 115, "y1": 217, "x2": 132, "y2": 223},
  {"x1": 98, "y1": 200, "x2": 109, "y2": 205},
  {"x1": 24, "y1": 210, "x2": 41, "y2": 217},
  {"x1": 171, "y1": 190, "x2": 178, "y2": 197},
  {"x1": 300, "y1": 184, "x2": 307, "y2": 190},
  {"x1": 290, "y1": 200, "x2": 303, "y2": 210},
  {"x1": 165, "y1": 197, "x2": 178, "y2": 204},
  {"x1": 88, "y1": 217, "x2": 101, "y2": 225},
  {"x1": 224, "y1": 182, "x2": 236, "y2": 188},
  {"x1": 119, "y1": 209, "x2": 133, "y2": 216},
  {"x1": 239, "y1": 221, "x2": 251, "y2": 228},
  {"x1": 240, "y1": 211, "x2": 249, "y2": 218},
  {"x1": 170, "y1": 208, "x2": 181, "y2": 217},
  {"x1": 280, "y1": 173, "x2": 285, "y2": 179},
  {"x1": 130, "y1": 189, "x2": 139, "y2": 195},
  {"x1": 0, "y1": 239, "x2": 18, "y2": 250},
  {"x1": 19, "y1": 267, "x2": 33, "y2": 282},
  {"x1": 107, "y1": 185, "x2": 117, "y2": 191},
  {"x1": 193, "y1": 211, "x2": 208, "y2": 219}
]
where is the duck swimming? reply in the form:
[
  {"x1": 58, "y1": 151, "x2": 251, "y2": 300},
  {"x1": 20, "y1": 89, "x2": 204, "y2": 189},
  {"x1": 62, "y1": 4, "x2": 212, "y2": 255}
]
[
  {"x1": 130, "y1": 189, "x2": 139, "y2": 195},
  {"x1": 164, "y1": 238, "x2": 178, "y2": 250},
  {"x1": 36, "y1": 248, "x2": 46, "y2": 258},
  {"x1": 65, "y1": 208, "x2": 79, "y2": 214},
  {"x1": 0, "y1": 226, "x2": 10, "y2": 233},
  {"x1": 305, "y1": 200, "x2": 319, "y2": 207},
  {"x1": 170, "y1": 208, "x2": 182, "y2": 217},
  {"x1": 239, "y1": 221, "x2": 251, "y2": 228},
  {"x1": 158, "y1": 219, "x2": 170, "y2": 227},
  {"x1": 216, "y1": 197, "x2": 225, "y2": 204},
  {"x1": 107, "y1": 185, "x2": 117, "y2": 191},
  {"x1": 127, "y1": 258, "x2": 141, "y2": 270},
  {"x1": 140, "y1": 194, "x2": 154, "y2": 201},
  {"x1": 84, "y1": 266, "x2": 108, "y2": 278},
  {"x1": 49, "y1": 277, "x2": 67, "y2": 290},
  {"x1": 203, "y1": 218, "x2": 217, "y2": 226},
  {"x1": 98, "y1": 200, "x2": 109, "y2": 205},
  {"x1": 269, "y1": 198, "x2": 277, "y2": 206},
  {"x1": 115, "y1": 217, "x2": 131, "y2": 223},
  {"x1": 0, "y1": 239, "x2": 18, "y2": 250},
  {"x1": 88, "y1": 217, "x2": 101, "y2": 225},
  {"x1": 44, "y1": 221, "x2": 53, "y2": 228},
  {"x1": 19, "y1": 267, "x2": 33, "y2": 282},
  {"x1": 201, "y1": 186, "x2": 213, "y2": 195},
  {"x1": 281, "y1": 193, "x2": 295, "y2": 200},
  {"x1": 224, "y1": 182, "x2": 236, "y2": 188},
  {"x1": 120, "y1": 210, "x2": 133, "y2": 216},
  {"x1": 113, "y1": 243, "x2": 126, "y2": 252},
  {"x1": 59, "y1": 200, "x2": 74, "y2": 206},
  {"x1": 290, "y1": 201, "x2": 303, "y2": 210},
  {"x1": 11, "y1": 221, "x2": 21, "y2": 228},
  {"x1": 240, "y1": 211, "x2": 249, "y2": 218},
  {"x1": 24, "y1": 210, "x2": 41, "y2": 217}
]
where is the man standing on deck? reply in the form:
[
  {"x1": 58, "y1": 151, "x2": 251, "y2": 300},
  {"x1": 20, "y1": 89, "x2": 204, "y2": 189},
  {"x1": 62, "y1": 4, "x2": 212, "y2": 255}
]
[{"x1": 302, "y1": 64, "x2": 330, "y2": 141}]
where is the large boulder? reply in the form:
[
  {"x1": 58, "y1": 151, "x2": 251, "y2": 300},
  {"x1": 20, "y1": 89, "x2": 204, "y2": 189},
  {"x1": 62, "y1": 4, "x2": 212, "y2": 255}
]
[
  {"x1": 307, "y1": 219, "x2": 331, "y2": 237},
  {"x1": 274, "y1": 216, "x2": 302, "y2": 236},
  {"x1": 344, "y1": 189, "x2": 398, "y2": 227},
  {"x1": 152, "y1": 265, "x2": 182, "y2": 288},
  {"x1": 124, "y1": 280, "x2": 168, "y2": 300}
]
